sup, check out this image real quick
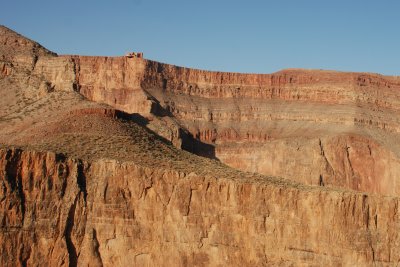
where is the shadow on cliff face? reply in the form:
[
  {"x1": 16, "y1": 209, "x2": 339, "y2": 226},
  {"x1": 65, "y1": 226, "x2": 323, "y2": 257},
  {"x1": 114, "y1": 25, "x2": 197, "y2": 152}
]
[
  {"x1": 180, "y1": 130, "x2": 217, "y2": 159},
  {"x1": 150, "y1": 99, "x2": 217, "y2": 159},
  {"x1": 115, "y1": 110, "x2": 217, "y2": 160}
]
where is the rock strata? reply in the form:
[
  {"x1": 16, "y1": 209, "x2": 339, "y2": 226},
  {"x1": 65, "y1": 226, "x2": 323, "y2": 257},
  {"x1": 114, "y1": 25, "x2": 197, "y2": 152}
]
[
  {"x1": 1, "y1": 148, "x2": 400, "y2": 266},
  {"x1": 59, "y1": 55, "x2": 400, "y2": 195},
  {"x1": 2, "y1": 25, "x2": 400, "y2": 266}
]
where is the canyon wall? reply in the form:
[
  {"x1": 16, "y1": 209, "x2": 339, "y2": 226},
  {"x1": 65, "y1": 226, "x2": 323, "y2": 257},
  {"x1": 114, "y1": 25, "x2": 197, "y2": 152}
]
[
  {"x1": 65, "y1": 55, "x2": 400, "y2": 195},
  {"x1": 1, "y1": 148, "x2": 400, "y2": 266},
  {"x1": 68, "y1": 56, "x2": 400, "y2": 108},
  {"x1": 71, "y1": 56, "x2": 154, "y2": 115},
  {"x1": 3, "y1": 25, "x2": 400, "y2": 266}
]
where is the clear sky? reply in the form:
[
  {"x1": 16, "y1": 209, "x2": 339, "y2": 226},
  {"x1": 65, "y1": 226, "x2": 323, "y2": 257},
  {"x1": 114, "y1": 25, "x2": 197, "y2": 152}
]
[{"x1": 2, "y1": 0, "x2": 399, "y2": 75}]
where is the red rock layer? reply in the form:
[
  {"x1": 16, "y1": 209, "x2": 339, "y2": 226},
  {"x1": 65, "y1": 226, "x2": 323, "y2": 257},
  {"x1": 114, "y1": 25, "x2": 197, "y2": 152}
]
[
  {"x1": 58, "y1": 55, "x2": 400, "y2": 195},
  {"x1": 3, "y1": 25, "x2": 400, "y2": 266}
]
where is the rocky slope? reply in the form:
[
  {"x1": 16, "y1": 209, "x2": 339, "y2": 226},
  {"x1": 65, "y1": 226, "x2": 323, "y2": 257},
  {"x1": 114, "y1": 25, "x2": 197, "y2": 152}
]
[{"x1": 1, "y1": 25, "x2": 400, "y2": 266}]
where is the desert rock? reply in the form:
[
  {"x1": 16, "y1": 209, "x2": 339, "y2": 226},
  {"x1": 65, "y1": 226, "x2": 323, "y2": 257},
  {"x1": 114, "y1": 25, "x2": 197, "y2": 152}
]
[{"x1": 1, "y1": 25, "x2": 400, "y2": 266}]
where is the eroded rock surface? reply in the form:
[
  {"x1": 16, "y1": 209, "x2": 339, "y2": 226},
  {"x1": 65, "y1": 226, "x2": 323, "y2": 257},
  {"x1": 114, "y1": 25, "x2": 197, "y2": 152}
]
[
  {"x1": 2, "y1": 25, "x2": 400, "y2": 266},
  {"x1": 1, "y1": 148, "x2": 400, "y2": 266},
  {"x1": 62, "y1": 54, "x2": 400, "y2": 195}
]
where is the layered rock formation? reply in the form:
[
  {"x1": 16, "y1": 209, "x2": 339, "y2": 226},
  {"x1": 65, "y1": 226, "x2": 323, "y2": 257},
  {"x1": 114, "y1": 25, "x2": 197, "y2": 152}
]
[
  {"x1": 2, "y1": 148, "x2": 400, "y2": 266},
  {"x1": 1, "y1": 25, "x2": 400, "y2": 266},
  {"x1": 64, "y1": 54, "x2": 400, "y2": 195}
]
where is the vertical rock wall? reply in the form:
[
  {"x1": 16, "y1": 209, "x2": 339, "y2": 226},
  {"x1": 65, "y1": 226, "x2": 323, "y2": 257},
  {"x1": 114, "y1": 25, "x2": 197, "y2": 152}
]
[{"x1": 1, "y1": 148, "x2": 400, "y2": 266}]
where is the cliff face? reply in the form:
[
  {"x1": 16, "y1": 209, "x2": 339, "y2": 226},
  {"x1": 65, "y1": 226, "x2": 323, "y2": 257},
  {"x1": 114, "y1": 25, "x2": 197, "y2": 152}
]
[
  {"x1": 69, "y1": 55, "x2": 400, "y2": 109},
  {"x1": 65, "y1": 55, "x2": 400, "y2": 195},
  {"x1": 71, "y1": 56, "x2": 153, "y2": 115},
  {"x1": 3, "y1": 25, "x2": 400, "y2": 266},
  {"x1": 2, "y1": 148, "x2": 400, "y2": 267}
]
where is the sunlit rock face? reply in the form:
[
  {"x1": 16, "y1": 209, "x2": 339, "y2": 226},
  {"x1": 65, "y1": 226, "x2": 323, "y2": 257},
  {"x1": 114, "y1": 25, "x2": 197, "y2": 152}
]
[
  {"x1": 2, "y1": 25, "x2": 400, "y2": 266},
  {"x1": 70, "y1": 53, "x2": 400, "y2": 195}
]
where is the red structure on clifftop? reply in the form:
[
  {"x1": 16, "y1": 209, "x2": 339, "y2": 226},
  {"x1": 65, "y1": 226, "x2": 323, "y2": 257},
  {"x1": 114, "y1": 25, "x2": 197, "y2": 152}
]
[{"x1": 125, "y1": 52, "x2": 143, "y2": 58}]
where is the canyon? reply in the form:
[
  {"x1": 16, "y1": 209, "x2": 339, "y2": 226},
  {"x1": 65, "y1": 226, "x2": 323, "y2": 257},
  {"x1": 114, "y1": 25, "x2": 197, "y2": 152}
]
[
  {"x1": 1, "y1": 25, "x2": 400, "y2": 266},
  {"x1": 71, "y1": 54, "x2": 400, "y2": 196}
]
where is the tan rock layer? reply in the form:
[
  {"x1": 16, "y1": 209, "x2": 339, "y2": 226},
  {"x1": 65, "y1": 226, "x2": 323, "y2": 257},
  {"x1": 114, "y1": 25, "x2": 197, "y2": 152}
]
[
  {"x1": 65, "y1": 56, "x2": 400, "y2": 107},
  {"x1": 1, "y1": 148, "x2": 399, "y2": 266}
]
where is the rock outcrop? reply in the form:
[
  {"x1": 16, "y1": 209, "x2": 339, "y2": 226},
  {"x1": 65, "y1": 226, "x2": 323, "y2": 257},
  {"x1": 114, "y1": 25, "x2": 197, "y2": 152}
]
[
  {"x1": 2, "y1": 25, "x2": 400, "y2": 266},
  {"x1": 1, "y1": 148, "x2": 400, "y2": 266},
  {"x1": 60, "y1": 54, "x2": 400, "y2": 195}
]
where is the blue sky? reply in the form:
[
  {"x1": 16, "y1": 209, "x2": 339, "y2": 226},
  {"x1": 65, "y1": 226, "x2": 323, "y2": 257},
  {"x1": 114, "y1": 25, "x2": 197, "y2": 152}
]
[{"x1": 2, "y1": 0, "x2": 399, "y2": 75}]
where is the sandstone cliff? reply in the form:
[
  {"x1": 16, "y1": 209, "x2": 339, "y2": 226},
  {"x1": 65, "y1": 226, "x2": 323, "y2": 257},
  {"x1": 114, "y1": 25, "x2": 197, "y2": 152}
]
[
  {"x1": 63, "y1": 54, "x2": 400, "y2": 195},
  {"x1": 2, "y1": 25, "x2": 400, "y2": 266},
  {"x1": 2, "y1": 148, "x2": 400, "y2": 266}
]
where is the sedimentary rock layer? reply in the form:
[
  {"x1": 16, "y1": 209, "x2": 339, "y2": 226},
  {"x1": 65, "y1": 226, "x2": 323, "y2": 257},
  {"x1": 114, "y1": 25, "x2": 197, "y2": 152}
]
[
  {"x1": 2, "y1": 25, "x2": 400, "y2": 266},
  {"x1": 62, "y1": 55, "x2": 400, "y2": 195},
  {"x1": 1, "y1": 148, "x2": 399, "y2": 266}
]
